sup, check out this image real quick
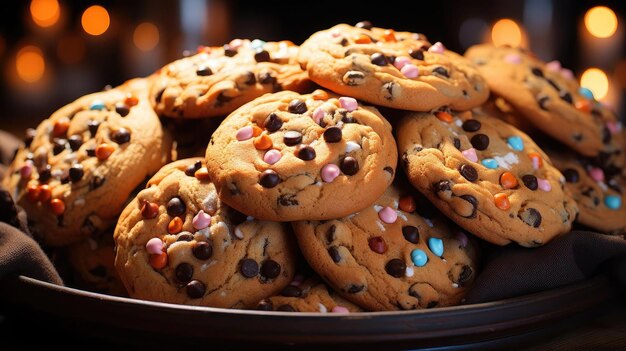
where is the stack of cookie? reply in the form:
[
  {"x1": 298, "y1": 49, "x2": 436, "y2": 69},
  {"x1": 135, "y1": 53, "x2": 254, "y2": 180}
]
[{"x1": 2, "y1": 22, "x2": 623, "y2": 313}]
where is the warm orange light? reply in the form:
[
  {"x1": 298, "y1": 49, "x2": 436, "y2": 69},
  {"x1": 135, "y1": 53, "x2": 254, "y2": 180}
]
[
  {"x1": 584, "y1": 6, "x2": 618, "y2": 38},
  {"x1": 57, "y1": 35, "x2": 86, "y2": 64},
  {"x1": 81, "y1": 5, "x2": 110, "y2": 36},
  {"x1": 580, "y1": 68, "x2": 609, "y2": 100},
  {"x1": 615, "y1": 60, "x2": 626, "y2": 88},
  {"x1": 491, "y1": 19, "x2": 522, "y2": 47},
  {"x1": 16, "y1": 45, "x2": 45, "y2": 83},
  {"x1": 133, "y1": 22, "x2": 160, "y2": 51},
  {"x1": 30, "y1": 0, "x2": 60, "y2": 28}
]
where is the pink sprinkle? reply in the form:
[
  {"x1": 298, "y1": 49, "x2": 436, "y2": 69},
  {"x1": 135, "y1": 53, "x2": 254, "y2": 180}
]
[
  {"x1": 263, "y1": 149, "x2": 282, "y2": 165},
  {"x1": 321, "y1": 164, "x2": 341, "y2": 183},
  {"x1": 589, "y1": 167, "x2": 604, "y2": 182},
  {"x1": 330, "y1": 30, "x2": 341, "y2": 38},
  {"x1": 537, "y1": 178, "x2": 552, "y2": 192},
  {"x1": 312, "y1": 107, "x2": 325, "y2": 123},
  {"x1": 290, "y1": 274, "x2": 304, "y2": 286},
  {"x1": 455, "y1": 231, "x2": 469, "y2": 248},
  {"x1": 20, "y1": 162, "x2": 33, "y2": 178},
  {"x1": 545, "y1": 60, "x2": 562, "y2": 72},
  {"x1": 428, "y1": 42, "x2": 445, "y2": 54},
  {"x1": 560, "y1": 68, "x2": 574, "y2": 80},
  {"x1": 339, "y1": 97, "x2": 358, "y2": 112},
  {"x1": 378, "y1": 206, "x2": 397, "y2": 224},
  {"x1": 461, "y1": 148, "x2": 478, "y2": 163},
  {"x1": 192, "y1": 210, "x2": 211, "y2": 230},
  {"x1": 229, "y1": 39, "x2": 244, "y2": 49},
  {"x1": 393, "y1": 56, "x2": 411, "y2": 70},
  {"x1": 145, "y1": 238, "x2": 163, "y2": 255},
  {"x1": 401, "y1": 64, "x2": 419, "y2": 78},
  {"x1": 331, "y1": 306, "x2": 350, "y2": 313},
  {"x1": 504, "y1": 54, "x2": 522, "y2": 64},
  {"x1": 606, "y1": 121, "x2": 622, "y2": 135},
  {"x1": 236, "y1": 126, "x2": 254, "y2": 141}
]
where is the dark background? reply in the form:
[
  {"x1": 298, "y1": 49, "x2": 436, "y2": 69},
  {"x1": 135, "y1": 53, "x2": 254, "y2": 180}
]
[{"x1": 0, "y1": 0, "x2": 625, "y2": 137}]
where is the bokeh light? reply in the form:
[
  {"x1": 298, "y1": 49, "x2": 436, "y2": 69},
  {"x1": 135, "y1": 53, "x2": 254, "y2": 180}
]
[
  {"x1": 30, "y1": 0, "x2": 60, "y2": 28},
  {"x1": 57, "y1": 35, "x2": 86, "y2": 64},
  {"x1": 81, "y1": 5, "x2": 110, "y2": 36},
  {"x1": 580, "y1": 68, "x2": 609, "y2": 100},
  {"x1": 491, "y1": 19, "x2": 523, "y2": 47},
  {"x1": 16, "y1": 45, "x2": 45, "y2": 83},
  {"x1": 615, "y1": 60, "x2": 626, "y2": 88},
  {"x1": 133, "y1": 22, "x2": 160, "y2": 51},
  {"x1": 584, "y1": 6, "x2": 618, "y2": 38}
]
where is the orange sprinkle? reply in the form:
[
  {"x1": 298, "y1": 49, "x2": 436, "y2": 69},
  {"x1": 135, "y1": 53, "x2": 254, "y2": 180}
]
[
  {"x1": 527, "y1": 152, "x2": 543, "y2": 169},
  {"x1": 125, "y1": 95, "x2": 139, "y2": 107},
  {"x1": 494, "y1": 193, "x2": 511, "y2": 210},
  {"x1": 254, "y1": 134, "x2": 273, "y2": 150},
  {"x1": 312, "y1": 90, "x2": 329, "y2": 100},
  {"x1": 384, "y1": 29, "x2": 397, "y2": 42},
  {"x1": 252, "y1": 126, "x2": 263, "y2": 137},
  {"x1": 38, "y1": 184, "x2": 51, "y2": 202},
  {"x1": 50, "y1": 198, "x2": 65, "y2": 215},
  {"x1": 435, "y1": 111, "x2": 453, "y2": 123},
  {"x1": 53, "y1": 117, "x2": 70, "y2": 137},
  {"x1": 575, "y1": 100, "x2": 592, "y2": 113},
  {"x1": 96, "y1": 143, "x2": 115, "y2": 161},
  {"x1": 499, "y1": 172, "x2": 519, "y2": 189},
  {"x1": 279, "y1": 40, "x2": 295, "y2": 47},
  {"x1": 197, "y1": 45, "x2": 211, "y2": 53},
  {"x1": 168, "y1": 216, "x2": 183, "y2": 234},
  {"x1": 149, "y1": 252, "x2": 168, "y2": 269},
  {"x1": 27, "y1": 184, "x2": 40, "y2": 202},
  {"x1": 398, "y1": 196, "x2": 416, "y2": 213},
  {"x1": 354, "y1": 34, "x2": 372, "y2": 44},
  {"x1": 194, "y1": 167, "x2": 211, "y2": 181}
]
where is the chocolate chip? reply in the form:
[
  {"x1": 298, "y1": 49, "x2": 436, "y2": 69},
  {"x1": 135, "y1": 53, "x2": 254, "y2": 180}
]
[
  {"x1": 258, "y1": 72, "x2": 277, "y2": 85},
  {"x1": 175, "y1": 263, "x2": 194, "y2": 283},
  {"x1": 560, "y1": 92, "x2": 573, "y2": 104},
  {"x1": 538, "y1": 96, "x2": 549, "y2": 110},
  {"x1": 166, "y1": 197, "x2": 186, "y2": 216},
  {"x1": 281, "y1": 285, "x2": 302, "y2": 298},
  {"x1": 459, "y1": 164, "x2": 478, "y2": 182},
  {"x1": 186, "y1": 280, "x2": 205, "y2": 299},
  {"x1": 86, "y1": 148, "x2": 96, "y2": 157},
  {"x1": 223, "y1": 44, "x2": 237, "y2": 57},
  {"x1": 254, "y1": 49, "x2": 271, "y2": 62},
  {"x1": 115, "y1": 103, "x2": 130, "y2": 117},
  {"x1": 154, "y1": 87, "x2": 165, "y2": 103},
  {"x1": 340, "y1": 157, "x2": 359, "y2": 175},
  {"x1": 216, "y1": 92, "x2": 233, "y2": 104},
  {"x1": 38, "y1": 165, "x2": 51, "y2": 183},
  {"x1": 244, "y1": 71, "x2": 256, "y2": 85},
  {"x1": 177, "y1": 232, "x2": 194, "y2": 242},
  {"x1": 453, "y1": 138, "x2": 461, "y2": 150},
  {"x1": 470, "y1": 134, "x2": 489, "y2": 150},
  {"x1": 68, "y1": 135, "x2": 83, "y2": 151},
  {"x1": 264, "y1": 113, "x2": 283, "y2": 132},
  {"x1": 457, "y1": 265, "x2": 473, "y2": 285},
  {"x1": 278, "y1": 193, "x2": 298, "y2": 206},
  {"x1": 462, "y1": 119, "x2": 481, "y2": 132},
  {"x1": 355, "y1": 21, "x2": 372, "y2": 29},
  {"x1": 368, "y1": 237, "x2": 387, "y2": 254},
  {"x1": 531, "y1": 67, "x2": 544, "y2": 77},
  {"x1": 562, "y1": 168, "x2": 579, "y2": 183},
  {"x1": 432, "y1": 67, "x2": 449, "y2": 78},
  {"x1": 24, "y1": 128, "x2": 36, "y2": 147},
  {"x1": 546, "y1": 78, "x2": 560, "y2": 92},
  {"x1": 288, "y1": 99, "x2": 307, "y2": 114},
  {"x1": 460, "y1": 195, "x2": 478, "y2": 218},
  {"x1": 326, "y1": 225, "x2": 336, "y2": 244},
  {"x1": 341, "y1": 114, "x2": 357, "y2": 124},
  {"x1": 277, "y1": 304, "x2": 296, "y2": 312},
  {"x1": 370, "y1": 53, "x2": 388, "y2": 66},
  {"x1": 259, "y1": 170, "x2": 280, "y2": 188},
  {"x1": 323, "y1": 127, "x2": 342, "y2": 143},
  {"x1": 87, "y1": 121, "x2": 100, "y2": 136},
  {"x1": 341, "y1": 39, "x2": 349, "y2": 47},
  {"x1": 111, "y1": 128, "x2": 131, "y2": 144},
  {"x1": 257, "y1": 301, "x2": 273, "y2": 311},
  {"x1": 386, "y1": 55, "x2": 396, "y2": 64},
  {"x1": 343, "y1": 71, "x2": 365, "y2": 86},
  {"x1": 383, "y1": 82, "x2": 395, "y2": 100},
  {"x1": 52, "y1": 138, "x2": 67, "y2": 155},
  {"x1": 196, "y1": 66, "x2": 213, "y2": 76},
  {"x1": 409, "y1": 49, "x2": 424, "y2": 60},
  {"x1": 384, "y1": 166, "x2": 394, "y2": 176},
  {"x1": 240, "y1": 258, "x2": 259, "y2": 278},
  {"x1": 520, "y1": 208, "x2": 542, "y2": 227},
  {"x1": 90, "y1": 175, "x2": 105, "y2": 190},
  {"x1": 402, "y1": 226, "x2": 420, "y2": 244},
  {"x1": 522, "y1": 174, "x2": 538, "y2": 190},
  {"x1": 296, "y1": 145, "x2": 316, "y2": 161},
  {"x1": 385, "y1": 259, "x2": 406, "y2": 278},
  {"x1": 185, "y1": 161, "x2": 202, "y2": 177},
  {"x1": 69, "y1": 164, "x2": 84, "y2": 182},
  {"x1": 602, "y1": 126, "x2": 611, "y2": 144},
  {"x1": 436, "y1": 180, "x2": 452, "y2": 192},
  {"x1": 260, "y1": 260, "x2": 281, "y2": 279},
  {"x1": 283, "y1": 131, "x2": 302, "y2": 146},
  {"x1": 328, "y1": 246, "x2": 341, "y2": 263}
]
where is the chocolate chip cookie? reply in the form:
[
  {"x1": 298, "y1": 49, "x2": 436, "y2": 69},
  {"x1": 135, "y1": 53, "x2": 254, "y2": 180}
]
[
  {"x1": 151, "y1": 39, "x2": 312, "y2": 118},
  {"x1": 297, "y1": 23, "x2": 488, "y2": 112},
  {"x1": 293, "y1": 185, "x2": 479, "y2": 311},
  {"x1": 397, "y1": 109, "x2": 579, "y2": 247},
  {"x1": 2, "y1": 78, "x2": 172, "y2": 246},
  {"x1": 204, "y1": 90, "x2": 397, "y2": 221},
  {"x1": 114, "y1": 158, "x2": 297, "y2": 308}
]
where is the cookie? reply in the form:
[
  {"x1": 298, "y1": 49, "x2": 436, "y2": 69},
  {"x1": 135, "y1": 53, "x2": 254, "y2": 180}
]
[
  {"x1": 114, "y1": 158, "x2": 297, "y2": 308},
  {"x1": 293, "y1": 184, "x2": 478, "y2": 311},
  {"x1": 256, "y1": 274, "x2": 363, "y2": 313},
  {"x1": 297, "y1": 23, "x2": 488, "y2": 112},
  {"x1": 397, "y1": 109, "x2": 579, "y2": 247},
  {"x1": 465, "y1": 44, "x2": 624, "y2": 158},
  {"x1": 2, "y1": 78, "x2": 172, "y2": 246},
  {"x1": 204, "y1": 90, "x2": 397, "y2": 221},
  {"x1": 151, "y1": 39, "x2": 312, "y2": 118}
]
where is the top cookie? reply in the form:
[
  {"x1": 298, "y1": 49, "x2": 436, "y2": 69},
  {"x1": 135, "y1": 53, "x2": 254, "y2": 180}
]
[
  {"x1": 297, "y1": 23, "x2": 489, "y2": 112},
  {"x1": 397, "y1": 109, "x2": 579, "y2": 247},
  {"x1": 151, "y1": 39, "x2": 312, "y2": 118},
  {"x1": 465, "y1": 44, "x2": 624, "y2": 158},
  {"x1": 2, "y1": 78, "x2": 171, "y2": 246},
  {"x1": 205, "y1": 90, "x2": 397, "y2": 221}
]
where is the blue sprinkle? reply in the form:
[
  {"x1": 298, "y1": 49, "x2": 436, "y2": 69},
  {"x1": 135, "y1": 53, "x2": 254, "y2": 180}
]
[
  {"x1": 411, "y1": 249, "x2": 428, "y2": 267},
  {"x1": 605, "y1": 195, "x2": 621, "y2": 210},
  {"x1": 90, "y1": 100, "x2": 106, "y2": 111},
  {"x1": 507, "y1": 136, "x2": 524, "y2": 151},
  {"x1": 250, "y1": 39, "x2": 266, "y2": 50},
  {"x1": 579, "y1": 87, "x2": 595, "y2": 100},
  {"x1": 428, "y1": 237, "x2": 444, "y2": 257},
  {"x1": 481, "y1": 158, "x2": 499, "y2": 169}
]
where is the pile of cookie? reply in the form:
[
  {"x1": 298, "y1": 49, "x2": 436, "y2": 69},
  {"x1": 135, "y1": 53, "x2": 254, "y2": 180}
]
[{"x1": 3, "y1": 22, "x2": 624, "y2": 312}]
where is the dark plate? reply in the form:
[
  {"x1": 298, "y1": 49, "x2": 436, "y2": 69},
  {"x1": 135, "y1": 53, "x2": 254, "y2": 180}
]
[{"x1": 0, "y1": 274, "x2": 618, "y2": 350}]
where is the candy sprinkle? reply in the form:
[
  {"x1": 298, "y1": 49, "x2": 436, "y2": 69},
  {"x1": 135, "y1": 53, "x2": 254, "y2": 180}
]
[
  {"x1": 507, "y1": 136, "x2": 524, "y2": 151},
  {"x1": 461, "y1": 148, "x2": 478, "y2": 163},
  {"x1": 428, "y1": 237, "x2": 444, "y2": 257},
  {"x1": 494, "y1": 193, "x2": 511, "y2": 210},
  {"x1": 411, "y1": 249, "x2": 428, "y2": 267},
  {"x1": 604, "y1": 195, "x2": 621, "y2": 210},
  {"x1": 145, "y1": 238, "x2": 164, "y2": 255},
  {"x1": 378, "y1": 206, "x2": 397, "y2": 224},
  {"x1": 321, "y1": 164, "x2": 340, "y2": 183},
  {"x1": 339, "y1": 97, "x2": 358, "y2": 112}
]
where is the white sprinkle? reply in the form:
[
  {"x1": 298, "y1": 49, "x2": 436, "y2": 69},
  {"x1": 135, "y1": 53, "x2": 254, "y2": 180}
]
[
  {"x1": 246, "y1": 216, "x2": 255, "y2": 221},
  {"x1": 598, "y1": 182, "x2": 608, "y2": 191},
  {"x1": 197, "y1": 227, "x2": 211, "y2": 237},
  {"x1": 345, "y1": 141, "x2": 361, "y2": 153},
  {"x1": 74, "y1": 198, "x2": 85, "y2": 207},
  {"x1": 494, "y1": 152, "x2": 519, "y2": 170},
  {"x1": 452, "y1": 283, "x2": 459, "y2": 288},
  {"x1": 318, "y1": 303, "x2": 328, "y2": 313},
  {"x1": 346, "y1": 212, "x2": 358, "y2": 219},
  {"x1": 397, "y1": 212, "x2": 408, "y2": 221},
  {"x1": 202, "y1": 192, "x2": 218, "y2": 213},
  {"x1": 405, "y1": 266, "x2": 415, "y2": 277},
  {"x1": 87, "y1": 238, "x2": 98, "y2": 251},
  {"x1": 314, "y1": 181, "x2": 322, "y2": 187},
  {"x1": 234, "y1": 226, "x2": 244, "y2": 239},
  {"x1": 373, "y1": 205, "x2": 383, "y2": 212},
  {"x1": 64, "y1": 153, "x2": 77, "y2": 164},
  {"x1": 200, "y1": 260, "x2": 217, "y2": 272},
  {"x1": 424, "y1": 218, "x2": 434, "y2": 227},
  {"x1": 376, "y1": 221, "x2": 386, "y2": 231},
  {"x1": 220, "y1": 291, "x2": 227, "y2": 297},
  {"x1": 454, "y1": 119, "x2": 463, "y2": 127}
]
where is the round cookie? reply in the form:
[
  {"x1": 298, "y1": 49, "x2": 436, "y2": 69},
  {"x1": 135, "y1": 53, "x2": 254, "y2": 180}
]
[
  {"x1": 256, "y1": 274, "x2": 363, "y2": 313},
  {"x1": 114, "y1": 158, "x2": 297, "y2": 308},
  {"x1": 397, "y1": 109, "x2": 579, "y2": 247},
  {"x1": 297, "y1": 23, "x2": 488, "y2": 112},
  {"x1": 2, "y1": 78, "x2": 172, "y2": 246},
  {"x1": 293, "y1": 185, "x2": 478, "y2": 311},
  {"x1": 465, "y1": 44, "x2": 624, "y2": 158},
  {"x1": 204, "y1": 90, "x2": 397, "y2": 221},
  {"x1": 151, "y1": 39, "x2": 312, "y2": 118}
]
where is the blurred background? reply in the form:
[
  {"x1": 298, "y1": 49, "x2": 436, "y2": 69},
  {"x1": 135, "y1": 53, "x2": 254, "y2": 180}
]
[{"x1": 0, "y1": 0, "x2": 624, "y2": 135}]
